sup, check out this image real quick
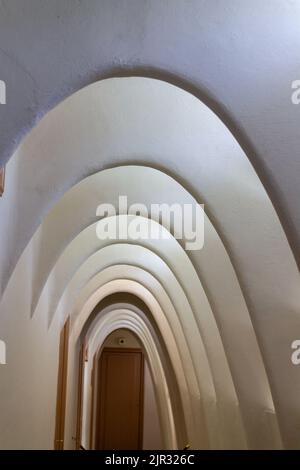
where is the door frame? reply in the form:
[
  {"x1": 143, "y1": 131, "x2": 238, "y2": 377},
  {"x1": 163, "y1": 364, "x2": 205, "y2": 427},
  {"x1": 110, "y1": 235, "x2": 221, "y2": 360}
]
[{"x1": 95, "y1": 347, "x2": 144, "y2": 450}]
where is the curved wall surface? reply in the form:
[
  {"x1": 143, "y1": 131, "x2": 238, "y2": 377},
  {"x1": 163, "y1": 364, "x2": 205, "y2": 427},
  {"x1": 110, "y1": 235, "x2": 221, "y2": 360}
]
[
  {"x1": 0, "y1": 1, "x2": 300, "y2": 268},
  {"x1": 0, "y1": 77, "x2": 299, "y2": 449}
]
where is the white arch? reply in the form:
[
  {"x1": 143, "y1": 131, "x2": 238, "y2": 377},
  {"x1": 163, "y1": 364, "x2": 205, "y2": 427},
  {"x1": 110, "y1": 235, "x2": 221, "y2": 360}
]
[
  {"x1": 83, "y1": 308, "x2": 178, "y2": 449},
  {"x1": 38, "y1": 217, "x2": 243, "y2": 436},
  {"x1": 0, "y1": 77, "x2": 298, "y2": 448},
  {"x1": 30, "y1": 189, "x2": 275, "y2": 449},
  {"x1": 27, "y1": 166, "x2": 264, "y2": 448},
  {"x1": 0, "y1": 190, "x2": 282, "y2": 448},
  {"x1": 65, "y1": 277, "x2": 206, "y2": 449},
  {"x1": 46, "y1": 227, "x2": 276, "y2": 448},
  {"x1": 55, "y1": 244, "x2": 245, "y2": 448},
  {"x1": 83, "y1": 299, "x2": 189, "y2": 449}
]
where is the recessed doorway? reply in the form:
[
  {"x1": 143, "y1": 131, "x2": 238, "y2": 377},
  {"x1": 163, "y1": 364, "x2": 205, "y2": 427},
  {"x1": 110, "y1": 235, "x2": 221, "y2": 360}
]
[
  {"x1": 92, "y1": 329, "x2": 163, "y2": 450},
  {"x1": 96, "y1": 347, "x2": 144, "y2": 450}
]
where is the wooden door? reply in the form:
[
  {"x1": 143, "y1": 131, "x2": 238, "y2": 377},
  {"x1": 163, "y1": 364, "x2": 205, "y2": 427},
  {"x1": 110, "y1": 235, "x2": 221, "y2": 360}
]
[
  {"x1": 54, "y1": 317, "x2": 70, "y2": 450},
  {"x1": 96, "y1": 348, "x2": 144, "y2": 450},
  {"x1": 0, "y1": 167, "x2": 5, "y2": 196},
  {"x1": 75, "y1": 342, "x2": 86, "y2": 449}
]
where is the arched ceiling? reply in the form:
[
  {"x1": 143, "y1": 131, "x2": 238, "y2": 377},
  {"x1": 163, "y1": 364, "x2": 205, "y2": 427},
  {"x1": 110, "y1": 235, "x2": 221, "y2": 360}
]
[
  {"x1": 0, "y1": 1, "x2": 299, "y2": 265},
  {"x1": 0, "y1": 76, "x2": 299, "y2": 450}
]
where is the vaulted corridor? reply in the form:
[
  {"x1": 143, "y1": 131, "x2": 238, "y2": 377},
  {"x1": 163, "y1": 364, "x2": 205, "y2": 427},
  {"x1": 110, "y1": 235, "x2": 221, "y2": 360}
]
[{"x1": 0, "y1": 1, "x2": 300, "y2": 452}]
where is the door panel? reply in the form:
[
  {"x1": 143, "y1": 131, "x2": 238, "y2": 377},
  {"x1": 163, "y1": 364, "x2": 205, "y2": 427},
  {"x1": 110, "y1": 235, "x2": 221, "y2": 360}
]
[
  {"x1": 96, "y1": 348, "x2": 144, "y2": 450},
  {"x1": 54, "y1": 317, "x2": 70, "y2": 450},
  {"x1": 75, "y1": 342, "x2": 85, "y2": 449}
]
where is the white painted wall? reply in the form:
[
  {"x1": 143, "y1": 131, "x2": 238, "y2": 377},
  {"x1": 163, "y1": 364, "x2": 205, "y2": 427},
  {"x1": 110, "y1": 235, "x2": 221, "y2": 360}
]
[
  {"x1": 143, "y1": 361, "x2": 163, "y2": 450},
  {"x1": 103, "y1": 329, "x2": 140, "y2": 349},
  {"x1": 0, "y1": 245, "x2": 60, "y2": 449}
]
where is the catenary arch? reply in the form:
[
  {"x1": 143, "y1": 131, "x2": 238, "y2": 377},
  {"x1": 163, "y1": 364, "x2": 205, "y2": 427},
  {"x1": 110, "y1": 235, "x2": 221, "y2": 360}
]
[
  {"x1": 66, "y1": 276, "x2": 207, "y2": 450},
  {"x1": 2, "y1": 77, "x2": 298, "y2": 309},
  {"x1": 82, "y1": 307, "x2": 179, "y2": 450},
  {"x1": 63, "y1": 244, "x2": 244, "y2": 449},
  {"x1": 25, "y1": 165, "x2": 257, "y2": 336},
  {"x1": 14, "y1": 163, "x2": 273, "y2": 448},
  {"x1": 79, "y1": 293, "x2": 189, "y2": 450},
  {"x1": 52, "y1": 244, "x2": 278, "y2": 449},
  {"x1": 21, "y1": 164, "x2": 280, "y2": 447},
  {"x1": 0, "y1": 77, "x2": 298, "y2": 447},
  {"x1": 1, "y1": 164, "x2": 286, "y2": 444},
  {"x1": 34, "y1": 213, "x2": 274, "y2": 449},
  {"x1": 18, "y1": 164, "x2": 273, "y2": 420},
  {"x1": 35, "y1": 213, "x2": 250, "y2": 437},
  {"x1": 65, "y1": 260, "x2": 218, "y2": 449},
  {"x1": 0, "y1": 2, "x2": 299, "y2": 273}
]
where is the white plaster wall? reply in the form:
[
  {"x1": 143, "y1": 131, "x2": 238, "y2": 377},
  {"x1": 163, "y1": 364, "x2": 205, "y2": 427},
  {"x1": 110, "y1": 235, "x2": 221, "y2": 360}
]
[
  {"x1": 102, "y1": 329, "x2": 140, "y2": 349},
  {"x1": 143, "y1": 361, "x2": 163, "y2": 450},
  {"x1": 0, "y1": 244, "x2": 60, "y2": 449}
]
